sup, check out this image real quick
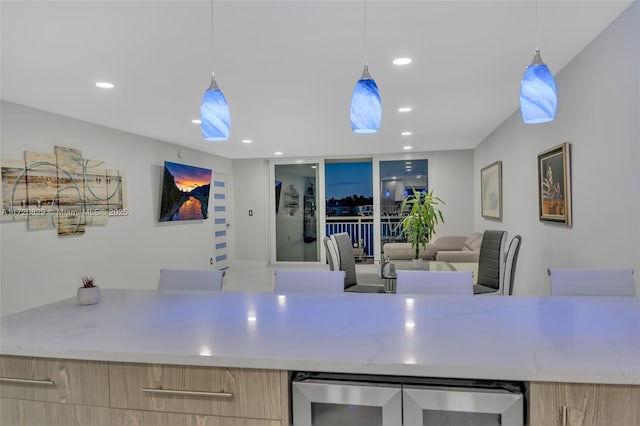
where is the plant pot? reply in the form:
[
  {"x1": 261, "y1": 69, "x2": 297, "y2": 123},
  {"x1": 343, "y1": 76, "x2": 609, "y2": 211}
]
[
  {"x1": 77, "y1": 286, "x2": 101, "y2": 305},
  {"x1": 412, "y1": 258, "x2": 423, "y2": 269}
]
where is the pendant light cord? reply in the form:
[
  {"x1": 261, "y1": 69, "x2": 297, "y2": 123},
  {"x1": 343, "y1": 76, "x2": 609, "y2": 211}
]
[
  {"x1": 535, "y1": 0, "x2": 540, "y2": 51},
  {"x1": 363, "y1": 0, "x2": 368, "y2": 65},
  {"x1": 210, "y1": 0, "x2": 215, "y2": 75}
]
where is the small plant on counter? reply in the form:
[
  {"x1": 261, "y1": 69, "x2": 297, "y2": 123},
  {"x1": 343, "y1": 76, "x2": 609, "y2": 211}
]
[
  {"x1": 81, "y1": 275, "x2": 96, "y2": 288},
  {"x1": 77, "y1": 275, "x2": 101, "y2": 305}
]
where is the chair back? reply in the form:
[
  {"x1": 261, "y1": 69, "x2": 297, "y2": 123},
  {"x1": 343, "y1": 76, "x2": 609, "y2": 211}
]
[
  {"x1": 274, "y1": 270, "x2": 345, "y2": 293},
  {"x1": 503, "y1": 235, "x2": 522, "y2": 295},
  {"x1": 323, "y1": 236, "x2": 340, "y2": 271},
  {"x1": 549, "y1": 268, "x2": 636, "y2": 296},
  {"x1": 396, "y1": 270, "x2": 473, "y2": 295},
  {"x1": 476, "y1": 230, "x2": 508, "y2": 294},
  {"x1": 329, "y1": 233, "x2": 358, "y2": 287},
  {"x1": 158, "y1": 269, "x2": 224, "y2": 291}
]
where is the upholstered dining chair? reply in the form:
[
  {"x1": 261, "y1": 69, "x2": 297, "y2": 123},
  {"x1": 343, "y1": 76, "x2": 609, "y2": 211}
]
[
  {"x1": 325, "y1": 233, "x2": 385, "y2": 293},
  {"x1": 396, "y1": 270, "x2": 473, "y2": 295},
  {"x1": 549, "y1": 268, "x2": 636, "y2": 296},
  {"x1": 274, "y1": 270, "x2": 345, "y2": 293},
  {"x1": 158, "y1": 269, "x2": 224, "y2": 291},
  {"x1": 473, "y1": 230, "x2": 508, "y2": 295},
  {"x1": 503, "y1": 235, "x2": 522, "y2": 296}
]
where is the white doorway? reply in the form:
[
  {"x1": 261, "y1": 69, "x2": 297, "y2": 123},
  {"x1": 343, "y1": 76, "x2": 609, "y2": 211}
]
[{"x1": 212, "y1": 172, "x2": 230, "y2": 269}]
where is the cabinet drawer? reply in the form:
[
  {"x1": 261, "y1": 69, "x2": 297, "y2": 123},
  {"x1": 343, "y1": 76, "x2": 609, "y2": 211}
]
[
  {"x1": 1, "y1": 398, "x2": 111, "y2": 426},
  {"x1": 111, "y1": 408, "x2": 282, "y2": 426},
  {"x1": 530, "y1": 381, "x2": 640, "y2": 426},
  {"x1": 0, "y1": 356, "x2": 109, "y2": 406},
  {"x1": 109, "y1": 362, "x2": 285, "y2": 420}
]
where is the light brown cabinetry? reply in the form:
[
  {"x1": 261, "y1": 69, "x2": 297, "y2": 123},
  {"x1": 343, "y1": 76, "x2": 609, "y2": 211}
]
[
  {"x1": 0, "y1": 356, "x2": 290, "y2": 426},
  {"x1": 530, "y1": 381, "x2": 640, "y2": 426},
  {"x1": 0, "y1": 355, "x2": 110, "y2": 406},
  {"x1": 1, "y1": 398, "x2": 111, "y2": 426},
  {"x1": 109, "y1": 362, "x2": 287, "y2": 421}
]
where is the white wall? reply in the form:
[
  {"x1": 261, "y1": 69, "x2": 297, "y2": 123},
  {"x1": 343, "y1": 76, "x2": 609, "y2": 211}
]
[
  {"x1": 0, "y1": 101, "x2": 232, "y2": 314},
  {"x1": 230, "y1": 159, "x2": 270, "y2": 267},
  {"x1": 425, "y1": 149, "x2": 474, "y2": 238},
  {"x1": 474, "y1": 2, "x2": 640, "y2": 295}
]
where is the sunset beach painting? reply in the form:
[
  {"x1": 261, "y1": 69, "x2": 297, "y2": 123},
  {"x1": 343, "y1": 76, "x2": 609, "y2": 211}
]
[{"x1": 159, "y1": 161, "x2": 212, "y2": 222}]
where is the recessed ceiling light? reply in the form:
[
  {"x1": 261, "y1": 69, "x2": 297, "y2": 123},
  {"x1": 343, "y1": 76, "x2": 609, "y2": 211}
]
[
  {"x1": 392, "y1": 176, "x2": 397, "y2": 180},
  {"x1": 311, "y1": 165, "x2": 317, "y2": 169},
  {"x1": 242, "y1": 139, "x2": 252, "y2": 144},
  {"x1": 95, "y1": 82, "x2": 114, "y2": 89},
  {"x1": 393, "y1": 57, "x2": 412, "y2": 66},
  {"x1": 401, "y1": 131, "x2": 412, "y2": 136},
  {"x1": 416, "y1": 175, "x2": 422, "y2": 179},
  {"x1": 398, "y1": 107, "x2": 412, "y2": 113},
  {"x1": 403, "y1": 146, "x2": 412, "y2": 150},
  {"x1": 274, "y1": 152, "x2": 283, "y2": 156},
  {"x1": 192, "y1": 119, "x2": 202, "y2": 124},
  {"x1": 405, "y1": 161, "x2": 412, "y2": 164}
]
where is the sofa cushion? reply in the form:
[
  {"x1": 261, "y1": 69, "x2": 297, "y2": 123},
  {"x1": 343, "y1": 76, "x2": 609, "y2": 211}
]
[
  {"x1": 383, "y1": 243, "x2": 436, "y2": 260},
  {"x1": 432, "y1": 236, "x2": 468, "y2": 251},
  {"x1": 462, "y1": 232, "x2": 483, "y2": 251}
]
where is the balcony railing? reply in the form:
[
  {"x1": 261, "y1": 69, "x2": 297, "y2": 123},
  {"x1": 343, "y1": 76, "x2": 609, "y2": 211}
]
[{"x1": 325, "y1": 216, "x2": 406, "y2": 257}]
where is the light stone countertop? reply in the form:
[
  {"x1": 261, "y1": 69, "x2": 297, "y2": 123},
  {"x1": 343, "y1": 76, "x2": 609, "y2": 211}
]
[{"x1": 1, "y1": 289, "x2": 639, "y2": 385}]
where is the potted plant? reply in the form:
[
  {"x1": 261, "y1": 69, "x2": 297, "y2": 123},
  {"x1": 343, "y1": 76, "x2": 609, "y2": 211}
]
[
  {"x1": 399, "y1": 188, "x2": 445, "y2": 268},
  {"x1": 77, "y1": 275, "x2": 101, "y2": 305}
]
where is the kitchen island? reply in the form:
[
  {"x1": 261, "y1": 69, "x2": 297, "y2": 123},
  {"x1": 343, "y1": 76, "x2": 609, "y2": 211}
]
[{"x1": 1, "y1": 290, "x2": 639, "y2": 425}]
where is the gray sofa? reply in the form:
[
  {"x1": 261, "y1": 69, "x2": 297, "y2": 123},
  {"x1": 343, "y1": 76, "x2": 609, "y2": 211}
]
[{"x1": 383, "y1": 232, "x2": 483, "y2": 263}]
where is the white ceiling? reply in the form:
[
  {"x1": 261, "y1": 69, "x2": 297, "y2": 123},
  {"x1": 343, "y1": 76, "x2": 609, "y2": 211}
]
[{"x1": 1, "y1": 1, "x2": 633, "y2": 160}]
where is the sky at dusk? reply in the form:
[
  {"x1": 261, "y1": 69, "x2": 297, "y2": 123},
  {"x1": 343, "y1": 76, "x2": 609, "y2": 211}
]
[
  {"x1": 325, "y1": 162, "x2": 372, "y2": 200},
  {"x1": 165, "y1": 161, "x2": 212, "y2": 192}
]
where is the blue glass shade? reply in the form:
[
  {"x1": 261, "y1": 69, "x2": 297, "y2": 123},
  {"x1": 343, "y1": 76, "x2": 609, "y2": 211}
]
[
  {"x1": 520, "y1": 50, "x2": 557, "y2": 124},
  {"x1": 200, "y1": 75, "x2": 230, "y2": 141},
  {"x1": 350, "y1": 65, "x2": 381, "y2": 133}
]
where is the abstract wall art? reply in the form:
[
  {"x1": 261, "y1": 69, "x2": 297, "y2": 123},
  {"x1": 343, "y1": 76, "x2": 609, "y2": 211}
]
[{"x1": 1, "y1": 146, "x2": 127, "y2": 237}]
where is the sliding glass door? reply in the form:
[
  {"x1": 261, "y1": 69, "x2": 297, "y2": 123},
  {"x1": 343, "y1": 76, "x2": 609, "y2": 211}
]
[{"x1": 274, "y1": 163, "x2": 319, "y2": 262}]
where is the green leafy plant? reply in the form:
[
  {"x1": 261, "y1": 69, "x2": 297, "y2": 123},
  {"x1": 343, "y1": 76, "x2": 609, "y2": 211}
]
[
  {"x1": 81, "y1": 275, "x2": 96, "y2": 288},
  {"x1": 399, "y1": 188, "x2": 445, "y2": 259}
]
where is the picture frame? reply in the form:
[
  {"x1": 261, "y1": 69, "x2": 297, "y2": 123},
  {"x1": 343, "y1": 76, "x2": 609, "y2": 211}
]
[
  {"x1": 537, "y1": 142, "x2": 572, "y2": 226},
  {"x1": 159, "y1": 161, "x2": 212, "y2": 222},
  {"x1": 481, "y1": 160, "x2": 502, "y2": 221}
]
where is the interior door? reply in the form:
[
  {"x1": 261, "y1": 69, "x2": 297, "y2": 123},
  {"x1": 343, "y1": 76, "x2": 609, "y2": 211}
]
[{"x1": 212, "y1": 172, "x2": 229, "y2": 269}]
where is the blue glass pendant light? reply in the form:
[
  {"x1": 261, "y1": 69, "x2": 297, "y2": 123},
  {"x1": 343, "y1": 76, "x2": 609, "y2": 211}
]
[
  {"x1": 350, "y1": 0, "x2": 381, "y2": 133},
  {"x1": 520, "y1": 0, "x2": 557, "y2": 124},
  {"x1": 200, "y1": 0, "x2": 230, "y2": 141},
  {"x1": 351, "y1": 65, "x2": 381, "y2": 133},
  {"x1": 201, "y1": 73, "x2": 230, "y2": 141},
  {"x1": 520, "y1": 49, "x2": 557, "y2": 124}
]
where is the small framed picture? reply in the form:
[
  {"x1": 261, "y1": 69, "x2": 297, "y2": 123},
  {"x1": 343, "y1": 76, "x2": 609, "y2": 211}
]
[
  {"x1": 481, "y1": 160, "x2": 502, "y2": 221},
  {"x1": 538, "y1": 142, "x2": 572, "y2": 225}
]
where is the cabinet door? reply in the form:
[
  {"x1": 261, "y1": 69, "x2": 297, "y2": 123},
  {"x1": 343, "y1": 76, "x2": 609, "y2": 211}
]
[
  {"x1": 530, "y1": 382, "x2": 640, "y2": 426},
  {"x1": 109, "y1": 362, "x2": 183, "y2": 412},
  {"x1": 111, "y1": 408, "x2": 282, "y2": 426},
  {"x1": 182, "y1": 366, "x2": 284, "y2": 419},
  {"x1": 0, "y1": 356, "x2": 109, "y2": 406},
  {"x1": 1, "y1": 398, "x2": 111, "y2": 426},
  {"x1": 109, "y1": 362, "x2": 286, "y2": 420}
]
